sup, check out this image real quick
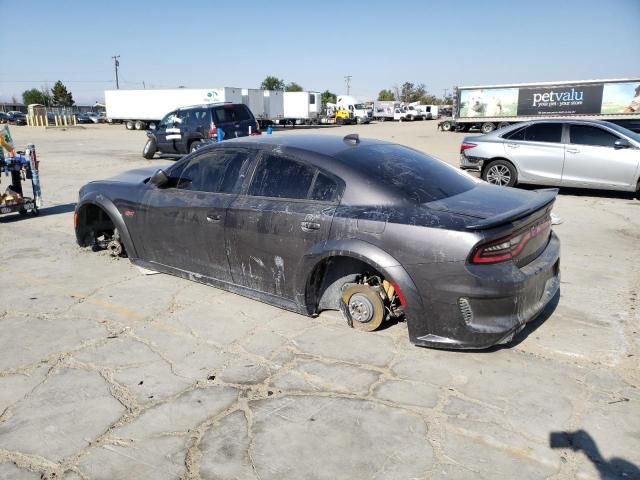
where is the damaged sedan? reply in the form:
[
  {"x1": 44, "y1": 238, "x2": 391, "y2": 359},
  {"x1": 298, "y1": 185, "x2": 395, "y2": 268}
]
[{"x1": 75, "y1": 134, "x2": 560, "y2": 349}]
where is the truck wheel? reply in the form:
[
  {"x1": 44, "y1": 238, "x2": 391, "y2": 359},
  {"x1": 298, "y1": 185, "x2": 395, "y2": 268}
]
[
  {"x1": 379, "y1": 117, "x2": 385, "y2": 122},
  {"x1": 441, "y1": 121, "x2": 452, "y2": 131},
  {"x1": 481, "y1": 122, "x2": 496, "y2": 134},
  {"x1": 134, "y1": 120, "x2": 146, "y2": 130},
  {"x1": 189, "y1": 140, "x2": 203, "y2": 152},
  {"x1": 482, "y1": 160, "x2": 517, "y2": 187},
  {"x1": 498, "y1": 122, "x2": 510, "y2": 129},
  {"x1": 125, "y1": 121, "x2": 134, "y2": 130},
  {"x1": 143, "y1": 139, "x2": 157, "y2": 159}
]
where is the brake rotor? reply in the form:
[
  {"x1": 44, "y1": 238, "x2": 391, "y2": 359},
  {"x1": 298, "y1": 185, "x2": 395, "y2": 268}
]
[
  {"x1": 340, "y1": 284, "x2": 385, "y2": 332},
  {"x1": 107, "y1": 239, "x2": 123, "y2": 257}
]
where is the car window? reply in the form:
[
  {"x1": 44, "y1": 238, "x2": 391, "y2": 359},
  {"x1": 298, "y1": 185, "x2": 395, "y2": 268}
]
[
  {"x1": 504, "y1": 124, "x2": 562, "y2": 142},
  {"x1": 160, "y1": 111, "x2": 177, "y2": 128},
  {"x1": 336, "y1": 144, "x2": 476, "y2": 203},
  {"x1": 178, "y1": 149, "x2": 250, "y2": 193},
  {"x1": 249, "y1": 155, "x2": 315, "y2": 199},
  {"x1": 213, "y1": 105, "x2": 251, "y2": 123},
  {"x1": 504, "y1": 127, "x2": 526, "y2": 140},
  {"x1": 523, "y1": 123, "x2": 562, "y2": 143},
  {"x1": 570, "y1": 125, "x2": 619, "y2": 148},
  {"x1": 187, "y1": 109, "x2": 208, "y2": 127},
  {"x1": 310, "y1": 172, "x2": 339, "y2": 202}
]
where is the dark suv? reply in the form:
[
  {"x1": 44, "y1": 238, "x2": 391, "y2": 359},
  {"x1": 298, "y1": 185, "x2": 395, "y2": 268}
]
[{"x1": 143, "y1": 103, "x2": 259, "y2": 159}]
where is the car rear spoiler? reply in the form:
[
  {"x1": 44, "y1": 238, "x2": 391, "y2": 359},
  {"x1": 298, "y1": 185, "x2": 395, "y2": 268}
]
[{"x1": 464, "y1": 188, "x2": 558, "y2": 230}]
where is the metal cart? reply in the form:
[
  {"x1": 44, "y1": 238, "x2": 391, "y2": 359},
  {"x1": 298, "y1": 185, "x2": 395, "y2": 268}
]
[{"x1": 0, "y1": 144, "x2": 41, "y2": 217}]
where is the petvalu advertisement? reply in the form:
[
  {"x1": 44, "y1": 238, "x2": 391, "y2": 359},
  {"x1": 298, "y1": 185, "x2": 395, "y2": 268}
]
[{"x1": 458, "y1": 80, "x2": 640, "y2": 118}]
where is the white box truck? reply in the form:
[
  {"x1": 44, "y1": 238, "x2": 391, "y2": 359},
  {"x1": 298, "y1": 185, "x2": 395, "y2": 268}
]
[
  {"x1": 280, "y1": 91, "x2": 321, "y2": 125},
  {"x1": 105, "y1": 87, "x2": 242, "y2": 130},
  {"x1": 438, "y1": 78, "x2": 640, "y2": 133},
  {"x1": 373, "y1": 101, "x2": 400, "y2": 121}
]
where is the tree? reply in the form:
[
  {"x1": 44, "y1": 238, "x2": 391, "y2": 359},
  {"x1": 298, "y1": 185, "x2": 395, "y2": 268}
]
[
  {"x1": 377, "y1": 89, "x2": 395, "y2": 101},
  {"x1": 40, "y1": 85, "x2": 52, "y2": 106},
  {"x1": 285, "y1": 82, "x2": 303, "y2": 92},
  {"x1": 419, "y1": 94, "x2": 438, "y2": 105},
  {"x1": 22, "y1": 88, "x2": 49, "y2": 106},
  {"x1": 399, "y1": 82, "x2": 428, "y2": 103},
  {"x1": 320, "y1": 90, "x2": 337, "y2": 106},
  {"x1": 50, "y1": 80, "x2": 74, "y2": 107},
  {"x1": 260, "y1": 76, "x2": 285, "y2": 91}
]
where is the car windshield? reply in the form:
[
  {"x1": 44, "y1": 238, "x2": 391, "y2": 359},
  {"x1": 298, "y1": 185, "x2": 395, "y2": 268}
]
[
  {"x1": 604, "y1": 122, "x2": 640, "y2": 143},
  {"x1": 354, "y1": 104, "x2": 365, "y2": 110},
  {"x1": 337, "y1": 144, "x2": 476, "y2": 203}
]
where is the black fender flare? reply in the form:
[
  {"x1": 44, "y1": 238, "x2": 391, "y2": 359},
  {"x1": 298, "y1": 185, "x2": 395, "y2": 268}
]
[
  {"x1": 294, "y1": 239, "x2": 423, "y2": 316},
  {"x1": 75, "y1": 193, "x2": 138, "y2": 258}
]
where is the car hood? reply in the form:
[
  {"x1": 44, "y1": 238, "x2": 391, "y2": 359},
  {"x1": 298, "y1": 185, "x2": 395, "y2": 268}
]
[
  {"x1": 426, "y1": 183, "x2": 558, "y2": 229},
  {"x1": 104, "y1": 166, "x2": 160, "y2": 184}
]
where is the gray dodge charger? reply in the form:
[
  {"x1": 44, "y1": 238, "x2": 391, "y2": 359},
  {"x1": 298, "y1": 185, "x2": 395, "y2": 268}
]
[{"x1": 75, "y1": 134, "x2": 560, "y2": 349}]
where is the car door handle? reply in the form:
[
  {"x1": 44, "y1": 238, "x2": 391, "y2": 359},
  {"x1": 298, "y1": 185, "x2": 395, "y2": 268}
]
[
  {"x1": 566, "y1": 147, "x2": 579, "y2": 154},
  {"x1": 300, "y1": 221, "x2": 321, "y2": 232},
  {"x1": 506, "y1": 143, "x2": 520, "y2": 149},
  {"x1": 206, "y1": 214, "x2": 222, "y2": 223}
]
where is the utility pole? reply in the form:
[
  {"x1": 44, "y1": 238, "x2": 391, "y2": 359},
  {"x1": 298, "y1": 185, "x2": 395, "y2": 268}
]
[
  {"x1": 344, "y1": 75, "x2": 352, "y2": 95},
  {"x1": 442, "y1": 88, "x2": 450, "y2": 100},
  {"x1": 112, "y1": 55, "x2": 120, "y2": 89}
]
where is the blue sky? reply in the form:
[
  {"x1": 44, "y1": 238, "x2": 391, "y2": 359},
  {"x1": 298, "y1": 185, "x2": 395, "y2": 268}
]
[{"x1": 1, "y1": 0, "x2": 639, "y2": 104}]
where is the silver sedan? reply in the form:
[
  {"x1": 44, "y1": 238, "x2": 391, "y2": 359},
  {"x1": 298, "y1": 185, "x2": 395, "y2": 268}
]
[{"x1": 459, "y1": 119, "x2": 640, "y2": 193}]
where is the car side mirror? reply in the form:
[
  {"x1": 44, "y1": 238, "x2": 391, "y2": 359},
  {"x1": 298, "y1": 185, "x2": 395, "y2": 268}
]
[
  {"x1": 613, "y1": 138, "x2": 630, "y2": 150},
  {"x1": 150, "y1": 169, "x2": 169, "y2": 188}
]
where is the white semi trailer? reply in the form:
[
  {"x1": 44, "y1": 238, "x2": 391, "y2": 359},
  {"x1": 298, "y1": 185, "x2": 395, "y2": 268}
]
[
  {"x1": 105, "y1": 87, "x2": 242, "y2": 130},
  {"x1": 241, "y1": 89, "x2": 284, "y2": 127},
  {"x1": 278, "y1": 91, "x2": 322, "y2": 125},
  {"x1": 439, "y1": 78, "x2": 640, "y2": 133}
]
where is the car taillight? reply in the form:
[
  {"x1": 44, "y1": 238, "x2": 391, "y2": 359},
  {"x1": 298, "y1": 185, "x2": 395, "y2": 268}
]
[
  {"x1": 460, "y1": 142, "x2": 477, "y2": 154},
  {"x1": 208, "y1": 125, "x2": 217, "y2": 138},
  {"x1": 470, "y1": 219, "x2": 551, "y2": 264}
]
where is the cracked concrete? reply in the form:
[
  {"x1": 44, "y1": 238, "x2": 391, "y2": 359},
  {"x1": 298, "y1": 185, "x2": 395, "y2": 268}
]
[{"x1": 0, "y1": 123, "x2": 638, "y2": 479}]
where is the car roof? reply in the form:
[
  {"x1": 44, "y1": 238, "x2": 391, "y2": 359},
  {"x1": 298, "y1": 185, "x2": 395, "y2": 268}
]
[
  {"x1": 177, "y1": 102, "x2": 241, "y2": 111},
  {"x1": 480, "y1": 118, "x2": 624, "y2": 138},
  {"x1": 221, "y1": 133, "x2": 394, "y2": 157},
  {"x1": 521, "y1": 118, "x2": 616, "y2": 125}
]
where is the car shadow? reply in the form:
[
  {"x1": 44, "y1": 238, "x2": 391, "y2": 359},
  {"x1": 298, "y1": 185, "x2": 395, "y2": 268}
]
[
  {"x1": 550, "y1": 430, "x2": 640, "y2": 479},
  {"x1": 518, "y1": 183, "x2": 638, "y2": 201},
  {"x1": 0, "y1": 202, "x2": 76, "y2": 223},
  {"x1": 270, "y1": 124, "x2": 342, "y2": 131}
]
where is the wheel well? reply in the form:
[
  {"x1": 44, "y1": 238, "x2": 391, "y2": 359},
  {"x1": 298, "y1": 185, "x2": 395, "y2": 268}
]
[
  {"x1": 305, "y1": 256, "x2": 384, "y2": 314},
  {"x1": 76, "y1": 203, "x2": 116, "y2": 247},
  {"x1": 188, "y1": 138, "x2": 204, "y2": 151}
]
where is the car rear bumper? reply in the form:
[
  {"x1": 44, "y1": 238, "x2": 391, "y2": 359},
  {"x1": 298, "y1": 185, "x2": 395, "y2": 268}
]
[
  {"x1": 406, "y1": 232, "x2": 561, "y2": 349},
  {"x1": 459, "y1": 154, "x2": 483, "y2": 171}
]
